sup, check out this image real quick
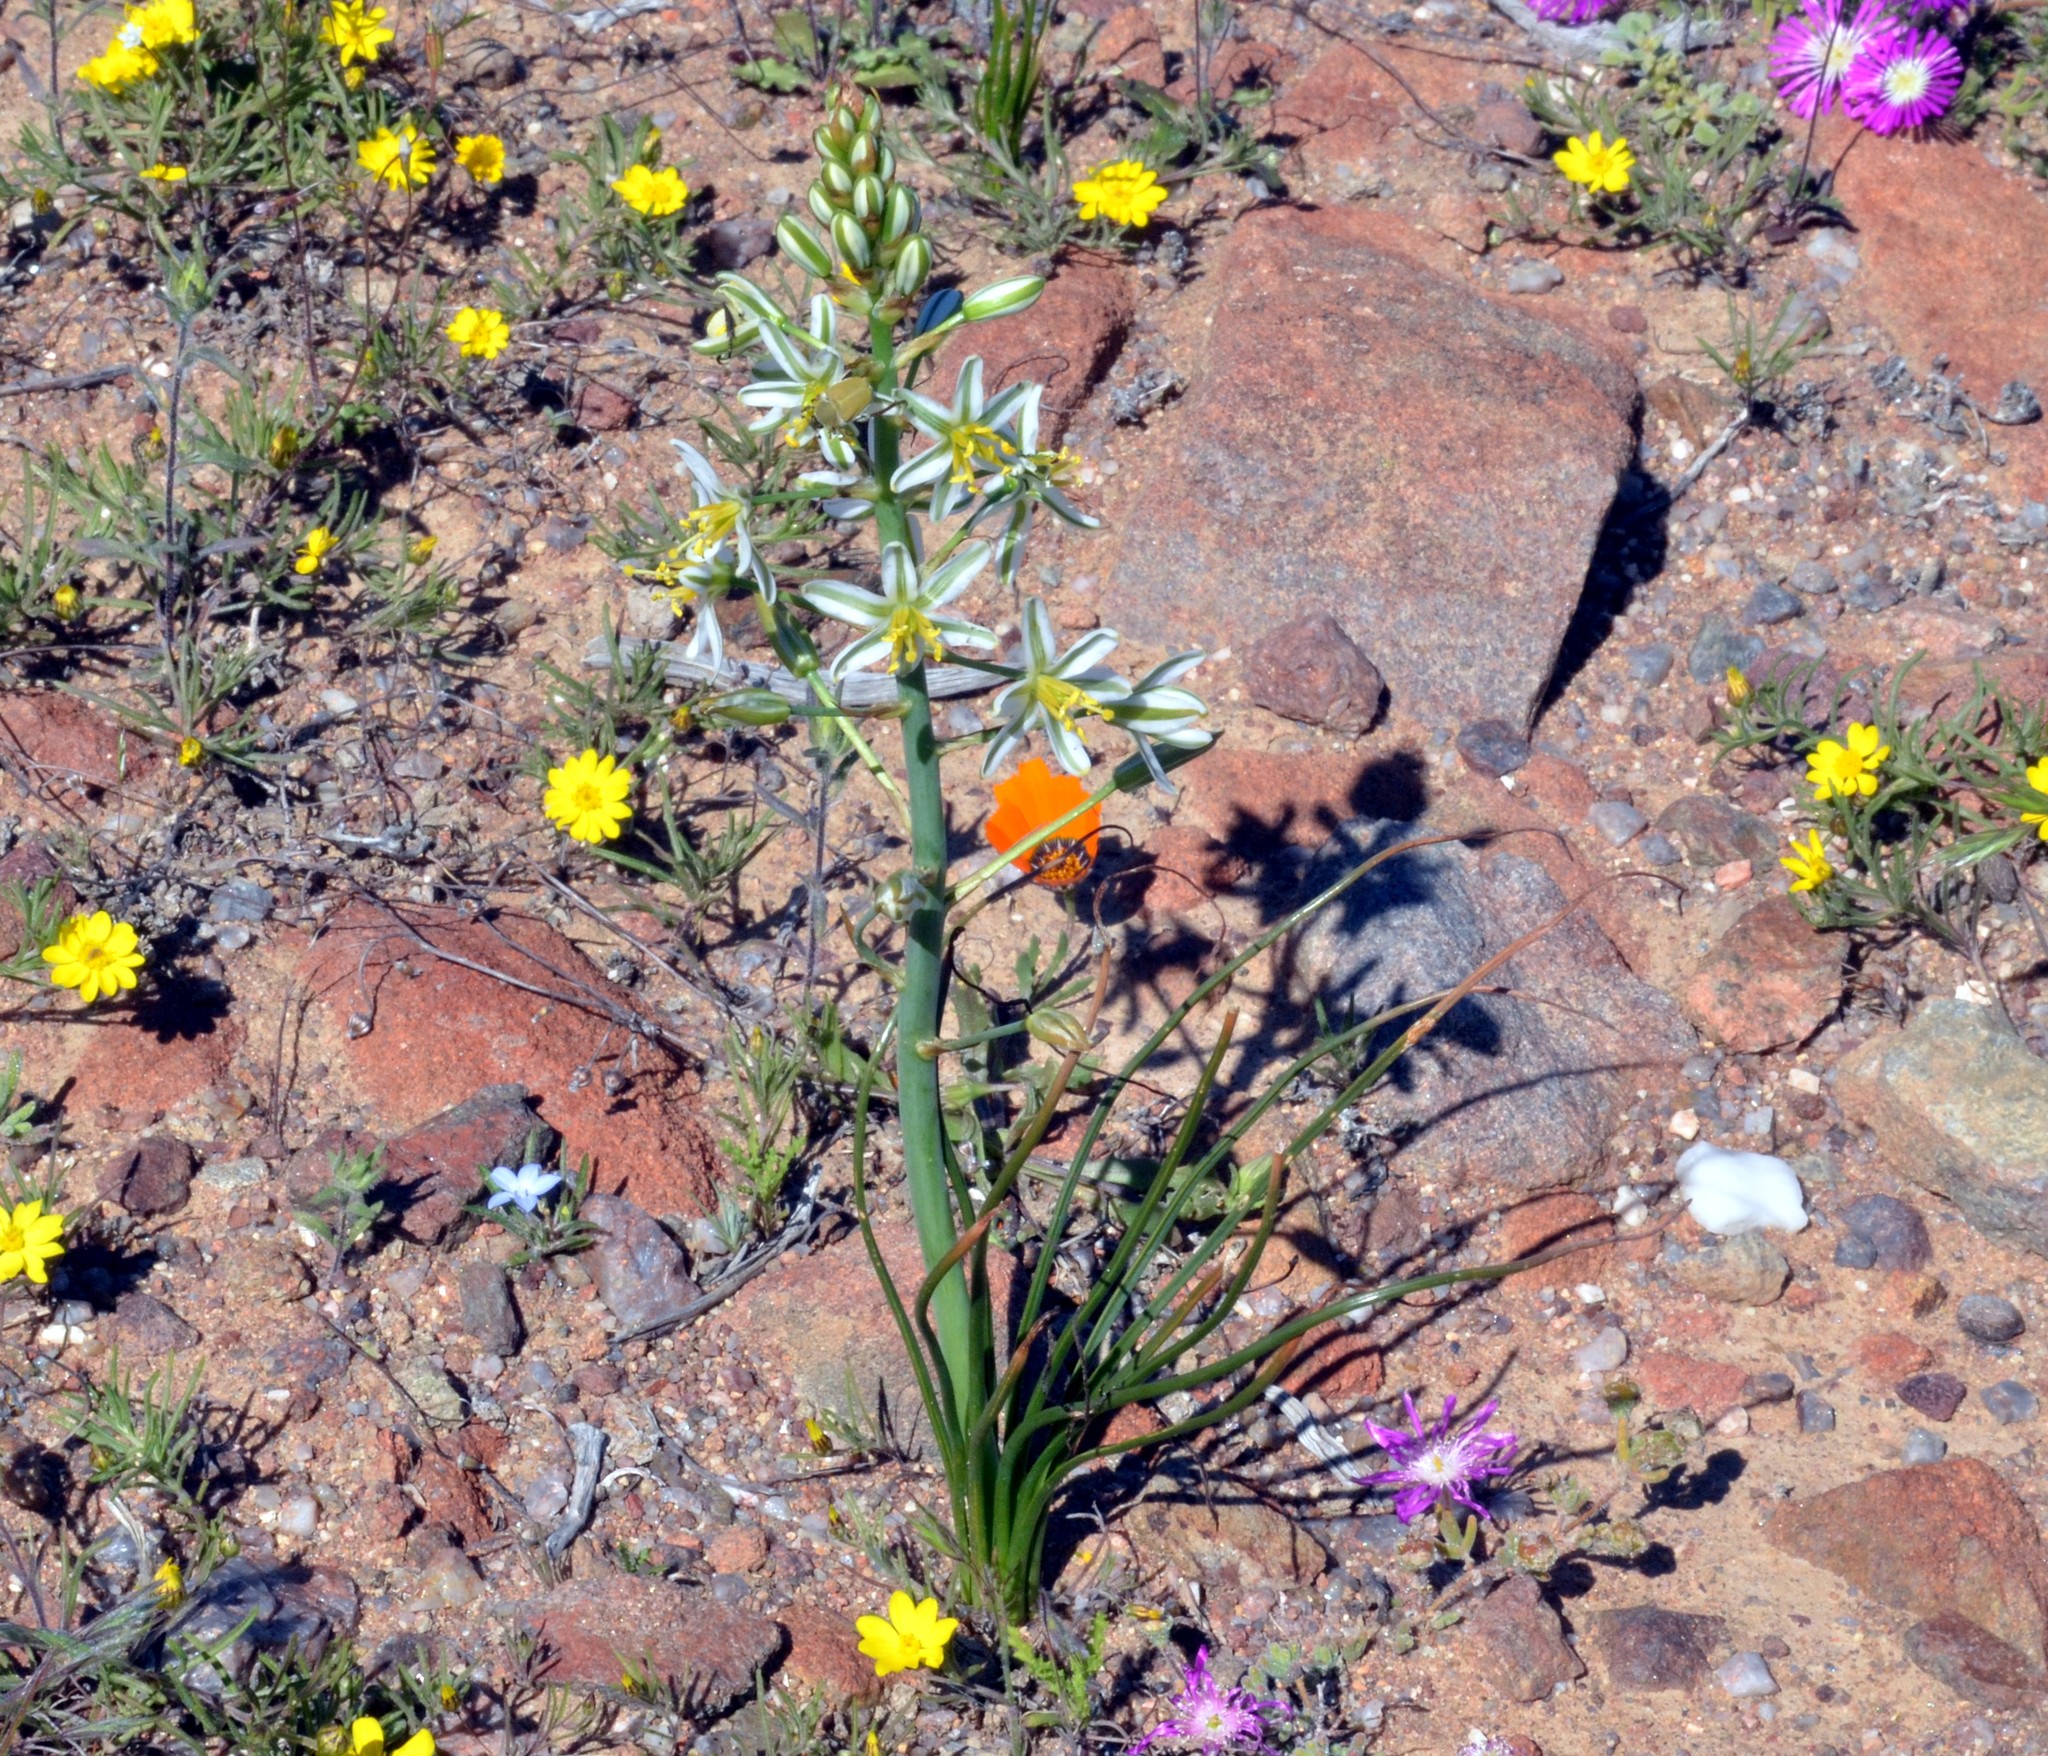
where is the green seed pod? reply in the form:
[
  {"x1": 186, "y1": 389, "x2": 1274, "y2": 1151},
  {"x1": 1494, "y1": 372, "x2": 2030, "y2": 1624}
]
[
  {"x1": 831, "y1": 210, "x2": 872, "y2": 271},
  {"x1": 890, "y1": 233, "x2": 932, "y2": 298},
  {"x1": 881, "y1": 182, "x2": 919, "y2": 244},
  {"x1": 1026, "y1": 1007, "x2": 1092, "y2": 1055},
  {"x1": 775, "y1": 214, "x2": 835, "y2": 280},
  {"x1": 699, "y1": 688, "x2": 792, "y2": 727}
]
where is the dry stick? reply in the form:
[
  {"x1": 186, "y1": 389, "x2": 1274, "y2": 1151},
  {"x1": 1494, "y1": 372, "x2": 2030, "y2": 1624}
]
[
  {"x1": 0, "y1": 366, "x2": 136, "y2": 397},
  {"x1": 522, "y1": 856, "x2": 741, "y2": 1015}
]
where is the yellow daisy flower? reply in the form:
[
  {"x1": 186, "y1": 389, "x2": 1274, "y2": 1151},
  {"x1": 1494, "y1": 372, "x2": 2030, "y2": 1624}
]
[
  {"x1": 1072, "y1": 159, "x2": 1167, "y2": 227},
  {"x1": 1554, "y1": 130, "x2": 1635, "y2": 195},
  {"x1": 295, "y1": 526, "x2": 339, "y2": 575},
  {"x1": 357, "y1": 124, "x2": 435, "y2": 191},
  {"x1": 2020, "y1": 755, "x2": 2048, "y2": 840},
  {"x1": 543, "y1": 749, "x2": 633, "y2": 844},
  {"x1": 1806, "y1": 721, "x2": 1889, "y2": 802},
  {"x1": 446, "y1": 306, "x2": 510, "y2": 360},
  {"x1": 610, "y1": 163, "x2": 687, "y2": 217},
  {"x1": 1781, "y1": 829, "x2": 1834, "y2": 893},
  {"x1": 321, "y1": 0, "x2": 394, "y2": 66},
  {"x1": 141, "y1": 162, "x2": 187, "y2": 181},
  {"x1": 0, "y1": 1199, "x2": 64, "y2": 1285},
  {"x1": 41, "y1": 910, "x2": 145, "y2": 1004},
  {"x1": 454, "y1": 133, "x2": 505, "y2": 184},
  {"x1": 854, "y1": 1591, "x2": 958, "y2": 1678}
]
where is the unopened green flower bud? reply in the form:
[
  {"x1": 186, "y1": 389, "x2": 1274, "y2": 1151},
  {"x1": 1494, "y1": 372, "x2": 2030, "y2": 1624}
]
[
  {"x1": 881, "y1": 182, "x2": 919, "y2": 244},
  {"x1": 699, "y1": 688, "x2": 791, "y2": 727},
  {"x1": 767, "y1": 612, "x2": 821, "y2": 679},
  {"x1": 831, "y1": 210, "x2": 872, "y2": 271},
  {"x1": 961, "y1": 275, "x2": 1044, "y2": 322},
  {"x1": 859, "y1": 92, "x2": 883, "y2": 132},
  {"x1": 890, "y1": 234, "x2": 933, "y2": 299},
  {"x1": 813, "y1": 124, "x2": 844, "y2": 162},
  {"x1": 775, "y1": 214, "x2": 835, "y2": 280},
  {"x1": 852, "y1": 172, "x2": 886, "y2": 222},
  {"x1": 819, "y1": 159, "x2": 855, "y2": 201},
  {"x1": 849, "y1": 133, "x2": 878, "y2": 175},
  {"x1": 1111, "y1": 734, "x2": 1211, "y2": 793},
  {"x1": 873, "y1": 868, "x2": 939, "y2": 922},
  {"x1": 1026, "y1": 1007, "x2": 1092, "y2": 1055},
  {"x1": 807, "y1": 185, "x2": 837, "y2": 229}
]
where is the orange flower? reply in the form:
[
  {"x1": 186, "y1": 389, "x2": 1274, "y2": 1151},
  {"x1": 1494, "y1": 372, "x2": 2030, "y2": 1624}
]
[{"x1": 986, "y1": 757, "x2": 1100, "y2": 888}]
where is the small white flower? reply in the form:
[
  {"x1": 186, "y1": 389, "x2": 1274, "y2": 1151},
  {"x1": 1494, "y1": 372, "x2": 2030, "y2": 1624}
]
[
  {"x1": 983, "y1": 599, "x2": 1129, "y2": 777},
  {"x1": 963, "y1": 385, "x2": 1099, "y2": 583},
  {"x1": 1106, "y1": 651, "x2": 1210, "y2": 790},
  {"x1": 802, "y1": 540, "x2": 998, "y2": 679},
  {"x1": 891, "y1": 357, "x2": 1032, "y2": 521},
  {"x1": 486, "y1": 1163, "x2": 563, "y2": 1214},
  {"x1": 671, "y1": 440, "x2": 772, "y2": 599},
  {"x1": 734, "y1": 292, "x2": 864, "y2": 451}
]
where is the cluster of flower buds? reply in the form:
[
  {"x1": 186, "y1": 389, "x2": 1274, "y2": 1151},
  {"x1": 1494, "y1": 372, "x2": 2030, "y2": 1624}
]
[{"x1": 773, "y1": 90, "x2": 930, "y2": 309}]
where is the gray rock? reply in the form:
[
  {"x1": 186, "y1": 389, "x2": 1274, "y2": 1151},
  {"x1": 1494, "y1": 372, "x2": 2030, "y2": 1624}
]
[
  {"x1": 457, "y1": 1261, "x2": 523, "y2": 1356},
  {"x1": 396, "y1": 1356, "x2": 467, "y2": 1428},
  {"x1": 1715, "y1": 1651, "x2": 1779, "y2": 1698},
  {"x1": 1095, "y1": 204, "x2": 1639, "y2": 738},
  {"x1": 582, "y1": 1194, "x2": 702, "y2": 1332},
  {"x1": 110, "y1": 1290, "x2": 200, "y2": 1355},
  {"x1": 1574, "y1": 1326, "x2": 1628, "y2": 1373},
  {"x1": 1957, "y1": 1293, "x2": 2025, "y2": 1346},
  {"x1": 1788, "y1": 560, "x2": 1838, "y2": 595},
  {"x1": 1903, "y1": 1427, "x2": 1948, "y2": 1465},
  {"x1": 162, "y1": 1559, "x2": 358, "y2": 1693},
  {"x1": 1639, "y1": 832, "x2": 1681, "y2": 866},
  {"x1": 1591, "y1": 1605, "x2": 1726, "y2": 1692},
  {"x1": 1839, "y1": 1193, "x2": 1933, "y2": 1271},
  {"x1": 1456, "y1": 719, "x2": 1531, "y2": 778},
  {"x1": 1836, "y1": 1002, "x2": 2048, "y2": 1259},
  {"x1": 1505, "y1": 258, "x2": 1564, "y2": 295},
  {"x1": 1688, "y1": 612, "x2": 1765, "y2": 684},
  {"x1": 1283, "y1": 820, "x2": 1695, "y2": 1193},
  {"x1": 1626, "y1": 643, "x2": 1674, "y2": 686},
  {"x1": 1743, "y1": 581, "x2": 1804, "y2": 626},
  {"x1": 1242, "y1": 610, "x2": 1388, "y2": 735},
  {"x1": 1981, "y1": 1380, "x2": 2039, "y2": 1424},
  {"x1": 1587, "y1": 800, "x2": 1648, "y2": 846},
  {"x1": 1846, "y1": 572, "x2": 1904, "y2": 613},
  {"x1": 1654, "y1": 793, "x2": 1778, "y2": 871},
  {"x1": 1668, "y1": 1231, "x2": 1790, "y2": 1306},
  {"x1": 705, "y1": 215, "x2": 776, "y2": 272},
  {"x1": 207, "y1": 879, "x2": 274, "y2": 923},
  {"x1": 1797, "y1": 1390, "x2": 1836, "y2": 1432},
  {"x1": 1833, "y1": 1234, "x2": 1880, "y2": 1270}
]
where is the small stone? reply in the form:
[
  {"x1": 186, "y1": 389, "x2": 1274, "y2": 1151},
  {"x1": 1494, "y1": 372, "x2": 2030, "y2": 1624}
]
[
  {"x1": 582, "y1": 1194, "x2": 702, "y2": 1332},
  {"x1": 1608, "y1": 304, "x2": 1649, "y2": 334},
  {"x1": 1504, "y1": 258, "x2": 1563, "y2": 295},
  {"x1": 1956, "y1": 1294, "x2": 2024, "y2": 1346},
  {"x1": 111, "y1": 1290, "x2": 200, "y2": 1355},
  {"x1": 1715, "y1": 1652, "x2": 1779, "y2": 1699},
  {"x1": 1456, "y1": 718, "x2": 1531, "y2": 779},
  {"x1": 1834, "y1": 1234, "x2": 1880, "y2": 1269},
  {"x1": 96, "y1": 1137, "x2": 197, "y2": 1217},
  {"x1": 1640, "y1": 832, "x2": 1681, "y2": 866},
  {"x1": 1980, "y1": 1379, "x2": 2039, "y2": 1424},
  {"x1": 1587, "y1": 801, "x2": 1648, "y2": 847},
  {"x1": 1688, "y1": 612, "x2": 1765, "y2": 685},
  {"x1": 705, "y1": 215, "x2": 776, "y2": 271},
  {"x1": 279, "y1": 1497, "x2": 318, "y2": 1538},
  {"x1": 207, "y1": 879, "x2": 275, "y2": 923},
  {"x1": 395, "y1": 1356, "x2": 467, "y2": 1428},
  {"x1": 1902, "y1": 1427, "x2": 1948, "y2": 1465},
  {"x1": 1466, "y1": 1572, "x2": 1586, "y2": 1700},
  {"x1": 1796, "y1": 1390, "x2": 1836, "y2": 1432},
  {"x1": 1840, "y1": 1194, "x2": 1933, "y2": 1272},
  {"x1": 1670, "y1": 1231, "x2": 1790, "y2": 1306},
  {"x1": 1591, "y1": 1605, "x2": 1726, "y2": 1693},
  {"x1": 1743, "y1": 581, "x2": 1804, "y2": 626},
  {"x1": 1740, "y1": 1371, "x2": 1795, "y2": 1406},
  {"x1": 1241, "y1": 610, "x2": 1387, "y2": 735},
  {"x1": 1789, "y1": 560, "x2": 1838, "y2": 595},
  {"x1": 1903, "y1": 1614, "x2": 2043, "y2": 1711},
  {"x1": 1574, "y1": 1327, "x2": 1629, "y2": 1373},
  {"x1": 457, "y1": 1261, "x2": 523, "y2": 1357},
  {"x1": 1897, "y1": 1371, "x2": 1968, "y2": 1422},
  {"x1": 1626, "y1": 644, "x2": 1674, "y2": 686}
]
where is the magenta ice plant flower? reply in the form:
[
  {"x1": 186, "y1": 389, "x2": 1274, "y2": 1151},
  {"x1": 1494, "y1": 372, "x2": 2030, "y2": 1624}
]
[
  {"x1": 1362, "y1": 1393, "x2": 1518, "y2": 1524},
  {"x1": 1130, "y1": 1649, "x2": 1289, "y2": 1756},
  {"x1": 1524, "y1": 0, "x2": 1618, "y2": 23},
  {"x1": 1768, "y1": 0, "x2": 1894, "y2": 118},
  {"x1": 1844, "y1": 24, "x2": 1963, "y2": 133}
]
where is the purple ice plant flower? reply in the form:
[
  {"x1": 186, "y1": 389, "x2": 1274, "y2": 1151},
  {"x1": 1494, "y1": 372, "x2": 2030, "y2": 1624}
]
[
  {"x1": 1361, "y1": 1393, "x2": 1519, "y2": 1525},
  {"x1": 1130, "y1": 1649, "x2": 1289, "y2": 1756},
  {"x1": 1768, "y1": 0, "x2": 1895, "y2": 119},
  {"x1": 1524, "y1": 0, "x2": 1619, "y2": 24},
  {"x1": 1844, "y1": 24, "x2": 1964, "y2": 133}
]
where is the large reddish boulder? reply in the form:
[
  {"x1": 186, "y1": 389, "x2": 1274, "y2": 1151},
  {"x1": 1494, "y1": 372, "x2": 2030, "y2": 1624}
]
[
  {"x1": 1097, "y1": 203, "x2": 1638, "y2": 736},
  {"x1": 299, "y1": 902, "x2": 720, "y2": 1217}
]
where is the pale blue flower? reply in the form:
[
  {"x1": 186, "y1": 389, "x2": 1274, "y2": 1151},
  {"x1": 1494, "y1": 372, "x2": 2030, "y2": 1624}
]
[{"x1": 485, "y1": 1162, "x2": 562, "y2": 1213}]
